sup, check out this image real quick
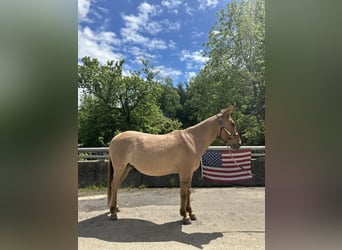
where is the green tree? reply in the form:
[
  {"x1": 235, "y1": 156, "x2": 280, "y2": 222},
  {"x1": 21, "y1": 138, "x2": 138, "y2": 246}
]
[
  {"x1": 205, "y1": 0, "x2": 265, "y2": 122},
  {"x1": 78, "y1": 57, "x2": 124, "y2": 109},
  {"x1": 78, "y1": 57, "x2": 181, "y2": 146},
  {"x1": 175, "y1": 82, "x2": 192, "y2": 128},
  {"x1": 78, "y1": 95, "x2": 119, "y2": 146},
  {"x1": 186, "y1": 0, "x2": 265, "y2": 145},
  {"x1": 159, "y1": 77, "x2": 182, "y2": 119}
]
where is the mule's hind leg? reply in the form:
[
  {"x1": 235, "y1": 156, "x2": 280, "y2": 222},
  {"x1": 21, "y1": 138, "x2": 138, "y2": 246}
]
[
  {"x1": 108, "y1": 171, "x2": 121, "y2": 220},
  {"x1": 115, "y1": 165, "x2": 133, "y2": 213},
  {"x1": 108, "y1": 164, "x2": 131, "y2": 220}
]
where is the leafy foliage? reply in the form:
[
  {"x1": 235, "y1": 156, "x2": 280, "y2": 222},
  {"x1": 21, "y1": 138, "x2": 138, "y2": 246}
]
[
  {"x1": 159, "y1": 77, "x2": 182, "y2": 119},
  {"x1": 78, "y1": 57, "x2": 181, "y2": 146},
  {"x1": 186, "y1": 0, "x2": 265, "y2": 145}
]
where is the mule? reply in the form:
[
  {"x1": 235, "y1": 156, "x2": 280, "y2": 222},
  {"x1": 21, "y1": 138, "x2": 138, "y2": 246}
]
[{"x1": 107, "y1": 104, "x2": 241, "y2": 224}]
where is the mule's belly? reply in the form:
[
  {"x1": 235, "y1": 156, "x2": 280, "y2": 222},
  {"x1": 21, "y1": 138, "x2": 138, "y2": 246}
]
[
  {"x1": 139, "y1": 169, "x2": 178, "y2": 177},
  {"x1": 130, "y1": 150, "x2": 200, "y2": 177},
  {"x1": 131, "y1": 162, "x2": 179, "y2": 176}
]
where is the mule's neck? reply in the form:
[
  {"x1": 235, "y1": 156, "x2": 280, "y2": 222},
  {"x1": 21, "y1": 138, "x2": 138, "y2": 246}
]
[{"x1": 185, "y1": 115, "x2": 220, "y2": 157}]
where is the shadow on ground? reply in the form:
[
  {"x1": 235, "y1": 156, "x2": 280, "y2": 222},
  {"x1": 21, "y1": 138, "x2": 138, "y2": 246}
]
[{"x1": 78, "y1": 213, "x2": 223, "y2": 249}]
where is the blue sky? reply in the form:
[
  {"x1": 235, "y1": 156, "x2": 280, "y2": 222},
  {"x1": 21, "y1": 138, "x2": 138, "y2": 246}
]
[{"x1": 78, "y1": 0, "x2": 230, "y2": 86}]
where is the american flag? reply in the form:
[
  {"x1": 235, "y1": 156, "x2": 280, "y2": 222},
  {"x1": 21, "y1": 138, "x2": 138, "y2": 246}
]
[{"x1": 201, "y1": 149, "x2": 253, "y2": 183}]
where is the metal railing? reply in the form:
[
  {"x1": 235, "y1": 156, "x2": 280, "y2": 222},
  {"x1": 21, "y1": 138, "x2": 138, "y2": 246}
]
[{"x1": 78, "y1": 146, "x2": 265, "y2": 161}]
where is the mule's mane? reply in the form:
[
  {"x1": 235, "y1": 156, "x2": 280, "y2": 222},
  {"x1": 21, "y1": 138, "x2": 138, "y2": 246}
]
[
  {"x1": 185, "y1": 114, "x2": 215, "y2": 131},
  {"x1": 220, "y1": 103, "x2": 235, "y2": 114},
  {"x1": 220, "y1": 108, "x2": 229, "y2": 114}
]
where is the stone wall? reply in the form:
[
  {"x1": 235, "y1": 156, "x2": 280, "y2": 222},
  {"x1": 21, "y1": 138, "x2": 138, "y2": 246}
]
[{"x1": 78, "y1": 157, "x2": 265, "y2": 188}]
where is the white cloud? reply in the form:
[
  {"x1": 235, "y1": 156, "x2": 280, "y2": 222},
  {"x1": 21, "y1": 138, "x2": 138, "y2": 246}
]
[
  {"x1": 118, "y1": 1, "x2": 182, "y2": 57},
  {"x1": 121, "y1": 2, "x2": 178, "y2": 50},
  {"x1": 121, "y1": 27, "x2": 149, "y2": 44},
  {"x1": 161, "y1": 0, "x2": 182, "y2": 14},
  {"x1": 78, "y1": 0, "x2": 91, "y2": 22},
  {"x1": 168, "y1": 40, "x2": 177, "y2": 49},
  {"x1": 138, "y1": 2, "x2": 161, "y2": 16},
  {"x1": 161, "y1": 0, "x2": 182, "y2": 9},
  {"x1": 185, "y1": 71, "x2": 197, "y2": 81},
  {"x1": 146, "y1": 21, "x2": 163, "y2": 35},
  {"x1": 184, "y1": 3, "x2": 195, "y2": 16},
  {"x1": 126, "y1": 46, "x2": 156, "y2": 61},
  {"x1": 198, "y1": 0, "x2": 219, "y2": 10},
  {"x1": 78, "y1": 0, "x2": 123, "y2": 63},
  {"x1": 121, "y1": 2, "x2": 161, "y2": 33},
  {"x1": 160, "y1": 19, "x2": 181, "y2": 31},
  {"x1": 155, "y1": 65, "x2": 182, "y2": 80},
  {"x1": 78, "y1": 26, "x2": 123, "y2": 64},
  {"x1": 180, "y1": 50, "x2": 209, "y2": 65},
  {"x1": 192, "y1": 31, "x2": 204, "y2": 38},
  {"x1": 185, "y1": 62, "x2": 194, "y2": 70},
  {"x1": 211, "y1": 30, "x2": 220, "y2": 35},
  {"x1": 148, "y1": 39, "x2": 168, "y2": 50},
  {"x1": 179, "y1": 50, "x2": 208, "y2": 77},
  {"x1": 78, "y1": 0, "x2": 107, "y2": 23}
]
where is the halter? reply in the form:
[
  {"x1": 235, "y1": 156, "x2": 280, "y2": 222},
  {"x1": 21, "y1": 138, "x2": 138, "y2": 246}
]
[
  {"x1": 216, "y1": 114, "x2": 239, "y2": 142},
  {"x1": 215, "y1": 113, "x2": 265, "y2": 181}
]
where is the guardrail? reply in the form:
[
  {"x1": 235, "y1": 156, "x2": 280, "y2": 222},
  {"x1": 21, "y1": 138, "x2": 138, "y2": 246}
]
[{"x1": 78, "y1": 146, "x2": 265, "y2": 160}]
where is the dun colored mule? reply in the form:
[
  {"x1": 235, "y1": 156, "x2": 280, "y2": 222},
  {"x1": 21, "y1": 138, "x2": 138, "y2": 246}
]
[{"x1": 107, "y1": 104, "x2": 241, "y2": 224}]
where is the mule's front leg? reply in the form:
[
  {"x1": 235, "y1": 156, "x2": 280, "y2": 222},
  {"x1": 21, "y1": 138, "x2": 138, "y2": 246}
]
[
  {"x1": 180, "y1": 181, "x2": 192, "y2": 225},
  {"x1": 186, "y1": 188, "x2": 197, "y2": 221}
]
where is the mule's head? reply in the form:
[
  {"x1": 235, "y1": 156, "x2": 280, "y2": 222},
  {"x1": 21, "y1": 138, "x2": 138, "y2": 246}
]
[{"x1": 217, "y1": 104, "x2": 242, "y2": 149}]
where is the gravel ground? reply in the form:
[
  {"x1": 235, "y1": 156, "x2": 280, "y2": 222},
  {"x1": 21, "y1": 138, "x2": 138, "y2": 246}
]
[{"x1": 78, "y1": 187, "x2": 265, "y2": 249}]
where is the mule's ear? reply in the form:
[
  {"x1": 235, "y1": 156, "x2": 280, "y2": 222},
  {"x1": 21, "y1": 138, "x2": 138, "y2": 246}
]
[{"x1": 225, "y1": 103, "x2": 236, "y2": 115}]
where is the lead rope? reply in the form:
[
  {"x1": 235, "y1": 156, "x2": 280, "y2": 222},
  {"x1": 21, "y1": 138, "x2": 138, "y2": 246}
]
[{"x1": 228, "y1": 147, "x2": 265, "y2": 181}]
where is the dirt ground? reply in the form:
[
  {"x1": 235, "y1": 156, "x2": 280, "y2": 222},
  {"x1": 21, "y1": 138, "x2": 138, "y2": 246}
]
[{"x1": 78, "y1": 187, "x2": 265, "y2": 249}]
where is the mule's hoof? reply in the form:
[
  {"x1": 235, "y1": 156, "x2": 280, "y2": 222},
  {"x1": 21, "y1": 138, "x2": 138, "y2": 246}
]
[
  {"x1": 109, "y1": 213, "x2": 117, "y2": 221},
  {"x1": 183, "y1": 217, "x2": 192, "y2": 225},
  {"x1": 190, "y1": 214, "x2": 197, "y2": 221},
  {"x1": 116, "y1": 207, "x2": 121, "y2": 213}
]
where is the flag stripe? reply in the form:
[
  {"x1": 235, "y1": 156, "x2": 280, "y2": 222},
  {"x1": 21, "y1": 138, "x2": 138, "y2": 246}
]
[
  {"x1": 202, "y1": 169, "x2": 251, "y2": 177},
  {"x1": 203, "y1": 175, "x2": 253, "y2": 182},
  {"x1": 201, "y1": 149, "x2": 253, "y2": 183},
  {"x1": 203, "y1": 174, "x2": 252, "y2": 179},
  {"x1": 222, "y1": 156, "x2": 251, "y2": 161},
  {"x1": 222, "y1": 153, "x2": 251, "y2": 158},
  {"x1": 203, "y1": 166, "x2": 251, "y2": 173},
  {"x1": 221, "y1": 161, "x2": 251, "y2": 167}
]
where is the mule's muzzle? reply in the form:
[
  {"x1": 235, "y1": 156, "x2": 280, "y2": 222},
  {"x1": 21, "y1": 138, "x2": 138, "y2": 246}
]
[{"x1": 231, "y1": 142, "x2": 241, "y2": 150}]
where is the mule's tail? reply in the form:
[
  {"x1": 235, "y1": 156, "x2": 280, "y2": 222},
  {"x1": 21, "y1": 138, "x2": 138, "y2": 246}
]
[{"x1": 107, "y1": 158, "x2": 114, "y2": 207}]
